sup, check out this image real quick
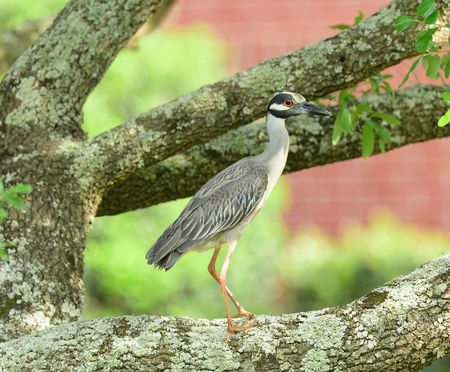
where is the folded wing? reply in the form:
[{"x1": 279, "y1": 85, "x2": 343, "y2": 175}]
[{"x1": 146, "y1": 160, "x2": 269, "y2": 270}]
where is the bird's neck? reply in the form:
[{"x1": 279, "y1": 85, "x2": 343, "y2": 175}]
[{"x1": 258, "y1": 112, "x2": 290, "y2": 193}]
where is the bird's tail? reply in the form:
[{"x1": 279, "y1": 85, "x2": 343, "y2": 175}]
[{"x1": 145, "y1": 229, "x2": 184, "y2": 271}]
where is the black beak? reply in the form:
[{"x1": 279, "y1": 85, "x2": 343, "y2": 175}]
[{"x1": 300, "y1": 102, "x2": 332, "y2": 116}]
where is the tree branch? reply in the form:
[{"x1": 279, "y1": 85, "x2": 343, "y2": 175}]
[
  {"x1": 0, "y1": 1, "x2": 175, "y2": 76},
  {"x1": 0, "y1": 0, "x2": 173, "y2": 160},
  {"x1": 97, "y1": 84, "x2": 450, "y2": 216},
  {"x1": 77, "y1": 0, "x2": 450, "y2": 194},
  {"x1": 1, "y1": 253, "x2": 449, "y2": 371}
]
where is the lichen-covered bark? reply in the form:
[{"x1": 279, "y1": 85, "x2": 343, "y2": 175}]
[
  {"x1": 1, "y1": 253, "x2": 449, "y2": 371},
  {"x1": 98, "y1": 84, "x2": 450, "y2": 215},
  {"x1": 0, "y1": 0, "x2": 173, "y2": 341},
  {"x1": 81, "y1": 0, "x2": 450, "y2": 194},
  {"x1": 0, "y1": 0, "x2": 175, "y2": 76}
]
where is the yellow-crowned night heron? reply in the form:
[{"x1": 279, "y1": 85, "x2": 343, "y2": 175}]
[{"x1": 146, "y1": 92, "x2": 332, "y2": 342}]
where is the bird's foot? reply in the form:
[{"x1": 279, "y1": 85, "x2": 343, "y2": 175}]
[{"x1": 224, "y1": 318, "x2": 258, "y2": 343}]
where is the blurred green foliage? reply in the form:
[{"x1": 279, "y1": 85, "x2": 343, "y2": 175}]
[
  {"x1": 0, "y1": 0, "x2": 66, "y2": 28},
  {"x1": 277, "y1": 211, "x2": 449, "y2": 313},
  {"x1": 82, "y1": 26, "x2": 229, "y2": 137}
]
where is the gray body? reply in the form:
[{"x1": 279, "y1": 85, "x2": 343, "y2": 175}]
[{"x1": 146, "y1": 113, "x2": 289, "y2": 270}]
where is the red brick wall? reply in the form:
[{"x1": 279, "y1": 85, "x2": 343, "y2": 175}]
[{"x1": 166, "y1": 0, "x2": 450, "y2": 235}]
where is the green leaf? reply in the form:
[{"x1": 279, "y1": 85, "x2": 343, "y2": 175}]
[
  {"x1": 7, "y1": 184, "x2": 33, "y2": 194},
  {"x1": 354, "y1": 11, "x2": 364, "y2": 25},
  {"x1": 415, "y1": 30, "x2": 426, "y2": 41},
  {"x1": 380, "y1": 73, "x2": 394, "y2": 80},
  {"x1": 337, "y1": 89, "x2": 355, "y2": 108},
  {"x1": 395, "y1": 15, "x2": 416, "y2": 32},
  {"x1": 356, "y1": 103, "x2": 373, "y2": 113},
  {"x1": 342, "y1": 106, "x2": 353, "y2": 132},
  {"x1": 369, "y1": 77, "x2": 380, "y2": 94},
  {"x1": 382, "y1": 82, "x2": 395, "y2": 99},
  {"x1": 4, "y1": 195, "x2": 26, "y2": 210},
  {"x1": 332, "y1": 112, "x2": 344, "y2": 145},
  {"x1": 398, "y1": 56, "x2": 421, "y2": 88},
  {"x1": 417, "y1": 0, "x2": 436, "y2": 18},
  {"x1": 0, "y1": 249, "x2": 8, "y2": 260},
  {"x1": 423, "y1": 55, "x2": 441, "y2": 80},
  {"x1": 362, "y1": 123, "x2": 375, "y2": 158},
  {"x1": 442, "y1": 92, "x2": 450, "y2": 103},
  {"x1": 365, "y1": 119, "x2": 391, "y2": 142},
  {"x1": 338, "y1": 90, "x2": 348, "y2": 107},
  {"x1": 445, "y1": 60, "x2": 450, "y2": 79},
  {"x1": 438, "y1": 109, "x2": 450, "y2": 127},
  {"x1": 330, "y1": 25, "x2": 350, "y2": 30},
  {"x1": 350, "y1": 112, "x2": 359, "y2": 129},
  {"x1": 371, "y1": 113, "x2": 400, "y2": 125},
  {"x1": 425, "y1": 9, "x2": 439, "y2": 24},
  {"x1": 379, "y1": 138, "x2": 386, "y2": 153},
  {"x1": 415, "y1": 28, "x2": 437, "y2": 53},
  {"x1": 0, "y1": 179, "x2": 3, "y2": 193},
  {"x1": 0, "y1": 209, "x2": 8, "y2": 220}
]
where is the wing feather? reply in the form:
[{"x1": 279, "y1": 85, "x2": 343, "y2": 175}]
[{"x1": 146, "y1": 160, "x2": 269, "y2": 270}]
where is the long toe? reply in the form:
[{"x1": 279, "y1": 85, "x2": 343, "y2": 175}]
[
  {"x1": 225, "y1": 318, "x2": 258, "y2": 342},
  {"x1": 235, "y1": 319, "x2": 257, "y2": 332}
]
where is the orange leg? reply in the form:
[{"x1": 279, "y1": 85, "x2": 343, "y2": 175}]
[
  {"x1": 208, "y1": 247, "x2": 254, "y2": 318},
  {"x1": 208, "y1": 243, "x2": 257, "y2": 342}
]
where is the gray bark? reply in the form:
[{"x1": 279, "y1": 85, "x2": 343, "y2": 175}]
[
  {"x1": 1, "y1": 253, "x2": 449, "y2": 371},
  {"x1": 1, "y1": 0, "x2": 450, "y2": 370}
]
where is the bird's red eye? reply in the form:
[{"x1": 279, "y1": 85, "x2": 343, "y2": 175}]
[{"x1": 284, "y1": 99, "x2": 293, "y2": 107}]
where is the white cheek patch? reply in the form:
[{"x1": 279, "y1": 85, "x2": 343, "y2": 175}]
[{"x1": 269, "y1": 103, "x2": 290, "y2": 111}]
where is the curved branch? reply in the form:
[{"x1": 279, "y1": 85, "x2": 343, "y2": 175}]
[
  {"x1": 0, "y1": 1, "x2": 175, "y2": 76},
  {"x1": 81, "y1": 0, "x2": 450, "y2": 193},
  {"x1": 98, "y1": 84, "x2": 450, "y2": 216},
  {"x1": 1, "y1": 253, "x2": 449, "y2": 371},
  {"x1": 0, "y1": 0, "x2": 172, "y2": 159}
]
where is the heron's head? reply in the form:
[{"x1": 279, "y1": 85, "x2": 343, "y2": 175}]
[{"x1": 266, "y1": 92, "x2": 332, "y2": 118}]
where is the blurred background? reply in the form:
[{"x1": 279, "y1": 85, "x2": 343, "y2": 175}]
[{"x1": 1, "y1": 0, "x2": 450, "y2": 370}]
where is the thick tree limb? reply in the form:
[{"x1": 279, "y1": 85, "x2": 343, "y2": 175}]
[
  {"x1": 1, "y1": 253, "x2": 449, "y2": 371},
  {"x1": 0, "y1": 0, "x2": 175, "y2": 76},
  {"x1": 0, "y1": 0, "x2": 172, "y2": 160},
  {"x1": 97, "y1": 84, "x2": 450, "y2": 216},
  {"x1": 77, "y1": 0, "x2": 450, "y2": 193}
]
